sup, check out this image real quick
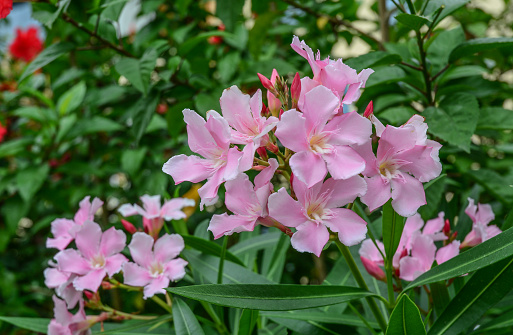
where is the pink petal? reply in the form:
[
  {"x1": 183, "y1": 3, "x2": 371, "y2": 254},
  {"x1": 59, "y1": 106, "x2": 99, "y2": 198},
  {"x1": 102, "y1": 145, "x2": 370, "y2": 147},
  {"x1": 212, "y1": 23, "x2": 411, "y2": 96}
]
[
  {"x1": 223, "y1": 147, "x2": 245, "y2": 180},
  {"x1": 423, "y1": 212, "x2": 445, "y2": 236},
  {"x1": 118, "y1": 204, "x2": 139, "y2": 217},
  {"x1": 205, "y1": 110, "x2": 231, "y2": 150},
  {"x1": 395, "y1": 145, "x2": 442, "y2": 183},
  {"x1": 183, "y1": 109, "x2": 221, "y2": 157},
  {"x1": 476, "y1": 203, "x2": 495, "y2": 226},
  {"x1": 162, "y1": 154, "x2": 212, "y2": 184},
  {"x1": 219, "y1": 85, "x2": 253, "y2": 134},
  {"x1": 359, "y1": 239, "x2": 385, "y2": 264},
  {"x1": 320, "y1": 60, "x2": 358, "y2": 97},
  {"x1": 377, "y1": 126, "x2": 417, "y2": 162},
  {"x1": 208, "y1": 213, "x2": 257, "y2": 239},
  {"x1": 122, "y1": 262, "x2": 152, "y2": 287},
  {"x1": 323, "y1": 145, "x2": 366, "y2": 180},
  {"x1": 274, "y1": 109, "x2": 309, "y2": 153},
  {"x1": 100, "y1": 227, "x2": 126, "y2": 257},
  {"x1": 361, "y1": 256, "x2": 386, "y2": 281},
  {"x1": 324, "y1": 208, "x2": 367, "y2": 246},
  {"x1": 44, "y1": 268, "x2": 70, "y2": 289},
  {"x1": 324, "y1": 111, "x2": 372, "y2": 146},
  {"x1": 400, "y1": 213, "x2": 424, "y2": 252},
  {"x1": 464, "y1": 198, "x2": 478, "y2": 223},
  {"x1": 390, "y1": 173, "x2": 426, "y2": 217},
  {"x1": 399, "y1": 256, "x2": 425, "y2": 281},
  {"x1": 73, "y1": 269, "x2": 106, "y2": 292},
  {"x1": 322, "y1": 176, "x2": 367, "y2": 209},
  {"x1": 291, "y1": 222, "x2": 330, "y2": 257},
  {"x1": 268, "y1": 188, "x2": 308, "y2": 228},
  {"x1": 240, "y1": 141, "x2": 256, "y2": 172},
  {"x1": 403, "y1": 115, "x2": 428, "y2": 145},
  {"x1": 164, "y1": 258, "x2": 188, "y2": 281},
  {"x1": 55, "y1": 249, "x2": 91, "y2": 276},
  {"x1": 302, "y1": 85, "x2": 340, "y2": 131},
  {"x1": 289, "y1": 150, "x2": 327, "y2": 187},
  {"x1": 435, "y1": 241, "x2": 460, "y2": 265},
  {"x1": 352, "y1": 140, "x2": 379, "y2": 177},
  {"x1": 154, "y1": 234, "x2": 185, "y2": 263},
  {"x1": 485, "y1": 225, "x2": 502, "y2": 241},
  {"x1": 143, "y1": 275, "x2": 169, "y2": 299},
  {"x1": 52, "y1": 295, "x2": 73, "y2": 326},
  {"x1": 225, "y1": 174, "x2": 259, "y2": 215},
  {"x1": 160, "y1": 198, "x2": 195, "y2": 221},
  {"x1": 104, "y1": 254, "x2": 128, "y2": 277},
  {"x1": 360, "y1": 175, "x2": 391, "y2": 212},
  {"x1": 250, "y1": 89, "x2": 263, "y2": 123},
  {"x1": 129, "y1": 232, "x2": 155, "y2": 268},
  {"x1": 47, "y1": 234, "x2": 74, "y2": 251},
  {"x1": 254, "y1": 158, "x2": 279, "y2": 189},
  {"x1": 297, "y1": 77, "x2": 320, "y2": 111},
  {"x1": 140, "y1": 195, "x2": 162, "y2": 218},
  {"x1": 74, "y1": 196, "x2": 103, "y2": 225},
  {"x1": 410, "y1": 234, "x2": 436, "y2": 269},
  {"x1": 291, "y1": 36, "x2": 322, "y2": 78}
]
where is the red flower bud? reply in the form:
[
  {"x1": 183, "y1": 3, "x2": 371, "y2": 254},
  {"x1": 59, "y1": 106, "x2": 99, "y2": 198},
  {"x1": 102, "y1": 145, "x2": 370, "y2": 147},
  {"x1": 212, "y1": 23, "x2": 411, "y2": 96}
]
[
  {"x1": 257, "y1": 73, "x2": 274, "y2": 91},
  {"x1": 84, "y1": 291, "x2": 95, "y2": 300},
  {"x1": 256, "y1": 146, "x2": 268, "y2": 160},
  {"x1": 121, "y1": 219, "x2": 137, "y2": 234},
  {"x1": 364, "y1": 101, "x2": 374, "y2": 118},
  {"x1": 156, "y1": 103, "x2": 168, "y2": 114},
  {"x1": 291, "y1": 72, "x2": 301, "y2": 108},
  {"x1": 443, "y1": 219, "x2": 451, "y2": 236}
]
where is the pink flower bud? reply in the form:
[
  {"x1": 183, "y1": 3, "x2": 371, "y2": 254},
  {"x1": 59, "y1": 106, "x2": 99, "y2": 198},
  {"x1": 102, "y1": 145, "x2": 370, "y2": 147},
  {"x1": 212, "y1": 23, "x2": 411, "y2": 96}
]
[
  {"x1": 84, "y1": 291, "x2": 95, "y2": 300},
  {"x1": 278, "y1": 108, "x2": 284, "y2": 119},
  {"x1": 252, "y1": 165, "x2": 267, "y2": 171},
  {"x1": 101, "y1": 281, "x2": 114, "y2": 290},
  {"x1": 265, "y1": 142, "x2": 279, "y2": 154},
  {"x1": 361, "y1": 256, "x2": 386, "y2": 282},
  {"x1": 364, "y1": 101, "x2": 374, "y2": 118},
  {"x1": 291, "y1": 72, "x2": 301, "y2": 108},
  {"x1": 121, "y1": 219, "x2": 137, "y2": 234},
  {"x1": 257, "y1": 73, "x2": 274, "y2": 91},
  {"x1": 443, "y1": 219, "x2": 451, "y2": 236},
  {"x1": 256, "y1": 146, "x2": 268, "y2": 160}
]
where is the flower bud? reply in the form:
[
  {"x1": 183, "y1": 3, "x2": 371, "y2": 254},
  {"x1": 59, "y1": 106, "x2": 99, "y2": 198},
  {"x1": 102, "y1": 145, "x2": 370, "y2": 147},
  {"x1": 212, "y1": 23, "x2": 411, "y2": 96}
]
[
  {"x1": 257, "y1": 73, "x2": 274, "y2": 91},
  {"x1": 121, "y1": 219, "x2": 137, "y2": 234},
  {"x1": 443, "y1": 219, "x2": 451, "y2": 236},
  {"x1": 361, "y1": 257, "x2": 386, "y2": 282},
  {"x1": 256, "y1": 146, "x2": 268, "y2": 160},
  {"x1": 364, "y1": 101, "x2": 374, "y2": 118},
  {"x1": 291, "y1": 72, "x2": 301, "y2": 108}
]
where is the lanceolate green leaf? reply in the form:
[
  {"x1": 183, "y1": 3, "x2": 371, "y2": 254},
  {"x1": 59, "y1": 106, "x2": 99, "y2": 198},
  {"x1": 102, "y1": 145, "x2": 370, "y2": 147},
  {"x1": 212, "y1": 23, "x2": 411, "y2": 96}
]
[
  {"x1": 382, "y1": 200, "x2": 405, "y2": 260},
  {"x1": 449, "y1": 37, "x2": 513, "y2": 63},
  {"x1": 237, "y1": 309, "x2": 259, "y2": 335},
  {"x1": 19, "y1": 42, "x2": 74, "y2": 83},
  {"x1": 474, "y1": 307, "x2": 513, "y2": 333},
  {"x1": 395, "y1": 13, "x2": 431, "y2": 31},
  {"x1": 403, "y1": 227, "x2": 513, "y2": 291},
  {"x1": 260, "y1": 311, "x2": 380, "y2": 329},
  {"x1": 172, "y1": 298, "x2": 205, "y2": 335},
  {"x1": 386, "y1": 295, "x2": 426, "y2": 335},
  {"x1": 182, "y1": 235, "x2": 245, "y2": 266},
  {"x1": 114, "y1": 48, "x2": 158, "y2": 96},
  {"x1": 229, "y1": 231, "x2": 281, "y2": 256},
  {"x1": 427, "y1": 256, "x2": 513, "y2": 335},
  {"x1": 167, "y1": 284, "x2": 374, "y2": 311},
  {"x1": 0, "y1": 317, "x2": 49, "y2": 333}
]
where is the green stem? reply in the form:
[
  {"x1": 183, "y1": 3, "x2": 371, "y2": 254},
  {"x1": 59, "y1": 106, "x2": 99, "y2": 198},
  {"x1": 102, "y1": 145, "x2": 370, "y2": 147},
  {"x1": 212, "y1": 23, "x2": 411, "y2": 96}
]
[
  {"x1": 416, "y1": 30, "x2": 433, "y2": 105},
  {"x1": 102, "y1": 305, "x2": 158, "y2": 320},
  {"x1": 335, "y1": 240, "x2": 388, "y2": 332},
  {"x1": 385, "y1": 259, "x2": 395, "y2": 311},
  {"x1": 218, "y1": 236, "x2": 229, "y2": 284},
  {"x1": 151, "y1": 295, "x2": 173, "y2": 314}
]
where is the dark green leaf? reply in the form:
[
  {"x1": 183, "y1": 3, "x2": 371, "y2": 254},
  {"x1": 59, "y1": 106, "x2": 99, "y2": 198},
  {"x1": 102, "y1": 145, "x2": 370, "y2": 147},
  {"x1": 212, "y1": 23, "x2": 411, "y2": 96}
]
[
  {"x1": 424, "y1": 93, "x2": 479, "y2": 152},
  {"x1": 182, "y1": 235, "x2": 245, "y2": 266},
  {"x1": 121, "y1": 147, "x2": 148, "y2": 177},
  {"x1": 386, "y1": 295, "x2": 426, "y2": 334},
  {"x1": 474, "y1": 307, "x2": 513, "y2": 333},
  {"x1": 229, "y1": 231, "x2": 281, "y2": 256},
  {"x1": 131, "y1": 92, "x2": 160, "y2": 145},
  {"x1": 427, "y1": 257, "x2": 513, "y2": 335},
  {"x1": 419, "y1": 175, "x2": 446, "y2": 221},
  {"x1": 248, "y1": 12, "x2": 278, "y2": 60},
  {"x1": 382, "y1": 200, "x2": 406, "y2": 260},
  {"x1": 238, "y1": 309, "x2": 259, "y2": 335},
  {"x1": 426, "y1": 27, "x2": 465, "y2": 70},
  {"x1": 167, "y1": 284, "x2": 374, "y2": 311},
  {"x1": 115, "y1": 49, "x2": 158, "y2": 96},
  {"x1": 395, "y1": 13, "x2": 431, "y2": 31},
  {"x1": 403, "y1": 227, "x2": 513, "y2": 291},
  {"x1": 477, "y1": 107, "x2": 513, "y2": 130},
  {"x1": 424, "y1": 0, "x2": 471, "y2": 24},
  {"x1": 216, "y1": 0, "x2": 244, "y2": 31},
  {"x1": 57, "y1": 81, "x2": 87, "y2": 115},
  {"x1": 261, "y1": 310, "x2": 380, "y2": 329},
  {"x1": 345, "y1": 51, "x2": 402, "y2": 72},
  {"x1": 19, "y1": 42, "x2": 74, "y2": 83},
  {"x1": 449, "y1": 37, "x2": 513, "y2": 63},
  {"x1": 16, "y1": 164, "x2": 50, "y2": 203},
  {"x1": 179, "y1": 31, "x2": 234, "y2": 55},
  {"x1": 92, "y1": 315, "x2": 173, "y2": 334},
  {"x1": 67, "y1": 116, "x2": 123, "y2": 137},
  {"x1": 365, "y1": 67, "x2": 406, "y2": 87},
  {"x1": 172, "y1": 298, "x2": 205, "y2": 335},
  {"x1": 468, "y1": 169, "x2": 513, "y2": 205},
  {"x1": 430, "y1": 281, "x2": 450, "y2": 317},
  {"x1": 0, "y1": 317, "x2": 49, "y2": 333}
]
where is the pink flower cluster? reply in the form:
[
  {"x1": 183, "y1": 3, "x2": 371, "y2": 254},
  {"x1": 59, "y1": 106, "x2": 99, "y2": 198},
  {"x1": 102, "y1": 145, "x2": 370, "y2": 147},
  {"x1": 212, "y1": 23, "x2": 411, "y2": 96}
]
[
  {"x1": 359, "y1": 198, "x2": 501, "y2": 282},
  {"x1": 162, "y1": 37, "x2": 443, "y2": 257},
  {"x1": 45, "y1": 195, "x2": 190, "y2": 334}
]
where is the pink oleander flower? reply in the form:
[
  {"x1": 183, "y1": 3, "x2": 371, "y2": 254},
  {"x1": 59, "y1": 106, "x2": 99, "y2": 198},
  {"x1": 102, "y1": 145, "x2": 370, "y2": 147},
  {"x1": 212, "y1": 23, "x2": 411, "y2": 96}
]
[
  {"x1": 208, "y1": 159, "x2": 278, "y2": 238},
  {"x1": 118, "y1": 195, "x2": 195, "y2": 239},
  {"x1": 268, "y1": 175, "x2": 367, "y2": 257},
  {"x1": 461, "y1": 198, "x2": 501, "y2": 248},
  {"x1": 54, "y1": 221, "x2": 127, "y2": 292},
  {"x1": 219, "y1": 85, "x2": 279, "y2": 169},
  {"x1": 359, "y1": 239, "x2": 386, "y2": 281},
  {"x1": 358, "y1": 115, "x2": 442, "y2": 217},
  {"x1": 291, "y1": 36, "x2": 373, "y2": 109},
  {"x1": 123, "y1": 233, "x2": 187, "y2": 299},
  {"x1": 47, "y1": 196, "x2": 103, "y2": 250},
  {"x1": 162, "y1": 109, "x2": 247, "y2": 209},
  {"x1": 48, "y1": 296, "x2": 91, "y2": 335},
  {"x1": 44, "y1": 265, "x2": 82, "y2": 309},
  {"x1": 274, "y1": 85, "x2": 371, "y2": 187}
]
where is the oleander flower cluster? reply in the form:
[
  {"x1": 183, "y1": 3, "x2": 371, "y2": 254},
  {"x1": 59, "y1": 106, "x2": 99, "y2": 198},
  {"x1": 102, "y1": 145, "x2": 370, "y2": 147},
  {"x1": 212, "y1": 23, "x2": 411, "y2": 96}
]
[
  {"x1": 162, "y1": 36, "x2": 443, "y2": 257},
  {"x1": 359, "y1": 198, "x2": 502, "y2": 282},
  {"x1": 44, "y1": 195, "x2": 191, "y2": 334}
]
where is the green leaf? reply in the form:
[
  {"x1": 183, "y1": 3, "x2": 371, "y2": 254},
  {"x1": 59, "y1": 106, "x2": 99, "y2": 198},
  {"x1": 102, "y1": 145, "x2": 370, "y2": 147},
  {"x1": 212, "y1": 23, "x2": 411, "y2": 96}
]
[
  {"x1": 216, "y1": 0, "x2": 244, "y2": 31},
  {"x1": 427, "y1": 256, "x2": 513, "y2": 335},
  {"x1": 0, "y1": 317, "x2": 49, "y2": 333},
  {"x1": 403, "y1": 227, "x2": 513, "y2": 291},
  {"x1": 449, "y1": 37, "x2": 513, "y2": 63},
  {"x1": 430, "y1": 281, "x2": 450, "y2": 317},
  {"x1": 179, "y1": 31, "x2": 234, "y2": 55},
  {"x1": 131, "y1": 92, "x2": 160, "y2": 145},
  {"x1": 237, "y1": 309, "x2": 259, "y2": 335},
  {"x1": 345, "y1": 51, "x2": 402, "y2": 72},
  {"x1": 56, "y1": 114, "x2": 78, "y2": 143},
  {"x1": 12, "y1": 106, "x2": 54, "y2": 123},
  {"x1": 261, "y1": 310, "x2": 380, "y2": 329},
  {"x1": 467, "y1": 169, "x2": 513, "y2": 205},
  {"x1": 395, "y1": 13, "x2": 431, "y2": 31},
  {"x1": 418, "y1": 175, "x2": 446, "y2": 221},
  {"x1": 424, "y1": 93, "x2": 479, "y2": 152},
  {"x1": 19, "y1": 42, "x2": 74, "y2": 83},
  {"x1": 167, "y1": 284, "x2": 374, "y2": 311},
  {"x1": 92, "y1": 315, "x2": 173, "y2": 334},
  {"x1": 424, "y1": 0, "x2": 471, "y2": 24},
  {"x1": 16, "y1": 164, "x2": 50, "y2": 202},
  {"x1": 115, "y1": 49, "x2": 158, "y2": 96},
  {"x1": 386, "y1": 295, "x2": 426, "y2": 335},
  {"x1": 229, "y1": 231, "x2": 281, "y2": 256},
  {"x1": 182, "y1": 235, "x2": 245, "y2": 266},
  {"x1": 365, "y1": 66, "x2": 406, "y2": 87},
  {"x1": 0, "y1": 139, "x2": 33, "y2": 158},
  {"x1": 248, "y1": 12, "x2": 278, "y2": 60},
  {"x1": 68, "y1": 116, "x2": 123, "y2": 137},
  {"x1": 42, "y1": 0, "x2": 71, "y2": 28},
  {"x1": 382, "y1": 200, "x2": 406, "y2": 260},
  {"x1": 217, "y1": 52, "x2": 241, "y2": 83},
  {"x1": 426, "y1": 27, "x2": 465, "y2": 70},
  {"x1": 477, "y1": 107, "x2": 513, "y2": 130},
  {"x1": 172, "y1": 298, "x2": 205, "y2": 335},
  {"x1": 121, "y1": 147, "x2": 148, "y2": 177},
  {"x1": 57, "y1": 81, "x2": 87, "y2": 115},
  {"x1": 474, "y1": 307, "x2": 513, "y2": 332}
]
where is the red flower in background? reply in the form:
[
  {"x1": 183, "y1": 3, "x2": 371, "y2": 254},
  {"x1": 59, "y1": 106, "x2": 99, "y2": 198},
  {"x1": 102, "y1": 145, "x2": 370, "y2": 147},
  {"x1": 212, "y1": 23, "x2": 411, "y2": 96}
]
[
  {"x1": 0, "y1": 121, "x2": 7, "y2": 143},
  {"x1": 0, "y1": 0, "x2": 12, "y2": 19},
  {"x1": 208, "y1": 24, "x2": 225, "y2": 45},
  {"x1": 9, "y1": 26, "x2": 44, "y2": 62}
]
